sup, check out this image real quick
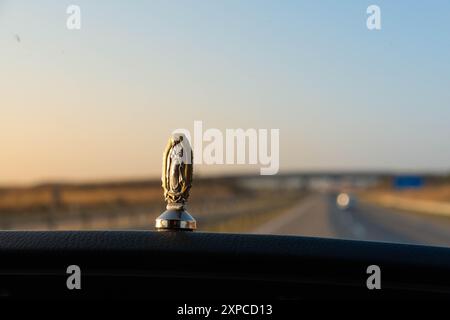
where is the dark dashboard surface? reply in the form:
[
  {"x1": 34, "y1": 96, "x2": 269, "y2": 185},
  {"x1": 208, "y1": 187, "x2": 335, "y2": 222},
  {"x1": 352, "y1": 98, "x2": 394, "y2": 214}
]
[{"x1": 0, "y1": 231, "x2": 449, "y2": 300}]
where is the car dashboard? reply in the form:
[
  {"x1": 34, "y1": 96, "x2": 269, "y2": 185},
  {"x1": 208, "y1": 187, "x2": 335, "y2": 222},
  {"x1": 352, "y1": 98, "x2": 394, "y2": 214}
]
[{"x1": 0, "y1": 230, "x2": 449, "y2": 301}]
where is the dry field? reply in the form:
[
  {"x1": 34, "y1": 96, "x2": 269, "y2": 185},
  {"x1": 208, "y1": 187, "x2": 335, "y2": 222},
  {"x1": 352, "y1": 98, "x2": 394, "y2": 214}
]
[
  {"x1": 360, "y1": 183, "x2": 450, "y2": 217},
  {"x1": 0, "y1": 178, "x2": 306, "y2": 232}
]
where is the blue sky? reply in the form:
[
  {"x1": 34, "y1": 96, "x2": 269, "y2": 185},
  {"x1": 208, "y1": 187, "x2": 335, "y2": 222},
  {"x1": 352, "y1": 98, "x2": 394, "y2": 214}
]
[{"x1": 1, "y1": 1, "x2": 449, "y2": 183}]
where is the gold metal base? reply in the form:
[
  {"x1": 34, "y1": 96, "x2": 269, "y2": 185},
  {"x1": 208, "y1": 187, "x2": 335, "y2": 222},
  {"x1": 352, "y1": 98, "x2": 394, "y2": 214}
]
[{"x1": 155, "y1": 209, "x2": 197, "y2": 231}]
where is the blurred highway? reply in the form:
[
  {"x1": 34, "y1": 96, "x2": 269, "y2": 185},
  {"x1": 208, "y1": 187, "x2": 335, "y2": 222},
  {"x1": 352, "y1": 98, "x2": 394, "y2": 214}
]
[{"x1": 253, "y1": 193, "x2": 450, "y2": 247}]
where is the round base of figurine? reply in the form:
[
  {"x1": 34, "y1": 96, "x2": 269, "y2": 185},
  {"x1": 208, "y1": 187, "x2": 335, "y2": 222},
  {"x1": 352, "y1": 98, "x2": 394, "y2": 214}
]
[{"x1": 155, "y1": 209, "x2": 197, "y2": 231}]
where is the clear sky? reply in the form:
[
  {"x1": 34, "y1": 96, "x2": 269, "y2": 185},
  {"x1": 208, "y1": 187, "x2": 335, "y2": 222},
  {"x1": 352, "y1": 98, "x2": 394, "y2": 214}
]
[{"x1": 1, "y1": 0, "x2": 450, "y2": 184}]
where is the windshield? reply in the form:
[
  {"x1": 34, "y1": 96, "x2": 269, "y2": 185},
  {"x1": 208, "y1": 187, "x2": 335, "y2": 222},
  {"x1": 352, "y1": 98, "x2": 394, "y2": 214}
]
[{"x1": 1, "y1": 1, "x2": 449, "y2": 247}]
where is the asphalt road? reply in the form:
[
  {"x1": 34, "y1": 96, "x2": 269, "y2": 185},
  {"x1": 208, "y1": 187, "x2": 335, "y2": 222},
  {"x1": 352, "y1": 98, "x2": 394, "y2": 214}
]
[{"x1": 252, "y1": 193, "x2": 450, "y2": 247}]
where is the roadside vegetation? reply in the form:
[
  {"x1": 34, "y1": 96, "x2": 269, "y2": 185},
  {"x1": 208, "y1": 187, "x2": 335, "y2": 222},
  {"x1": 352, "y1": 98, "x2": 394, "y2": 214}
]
[
  {"x1": 360, "y1": 182, "x2": 450, "y2": 217},
  {"x1": 0, "y1": 177, "x2": 306, "y2": 232}
]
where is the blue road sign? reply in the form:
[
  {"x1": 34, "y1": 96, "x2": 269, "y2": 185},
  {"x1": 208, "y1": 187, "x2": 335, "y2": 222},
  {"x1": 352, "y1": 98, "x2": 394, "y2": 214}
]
[{"x1": 393, "y1": 176, "x2": 424, "y2": 189}]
